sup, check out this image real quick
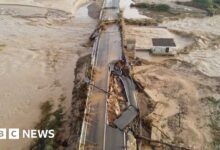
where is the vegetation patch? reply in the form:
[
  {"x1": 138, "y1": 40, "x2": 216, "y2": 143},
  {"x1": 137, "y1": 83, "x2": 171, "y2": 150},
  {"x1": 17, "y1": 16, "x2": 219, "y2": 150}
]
[
  {"x1": 66, "y1": 54, "x2": 92, "y2": 149},
  {"x1": 0, "y1": 44, "x2": 6, "y2": 51},
  {"x1": 208, "y1": 98, "x2": 220, "y2": 149},
  {"x1": 30, "y1": 100, "x2": 65, "y2": 150},
  {"x1": 129, "y1": 3, "x2": 185, "y2": 23},
  {"x1": 176, "y1": 0, "x2": 220, "y2": 15},
  {"x1": 131, "y1": 3, "x2": 170, "y2": 12},
  {"x1": 124, "y1": 18, "x2": 158, "y2": 26},
  {"x1": 201, "y1": 96, "x2": 220, "y2": 149}
]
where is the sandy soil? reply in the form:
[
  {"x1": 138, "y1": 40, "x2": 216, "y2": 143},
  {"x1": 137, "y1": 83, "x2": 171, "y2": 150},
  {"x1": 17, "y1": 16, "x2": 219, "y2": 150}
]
[
  {"x1": 134, "y1": 60, "x2": 220, "y2": 149},
  {"x1": 0, "y1": 2, "x2": 96, "y2": 150}
]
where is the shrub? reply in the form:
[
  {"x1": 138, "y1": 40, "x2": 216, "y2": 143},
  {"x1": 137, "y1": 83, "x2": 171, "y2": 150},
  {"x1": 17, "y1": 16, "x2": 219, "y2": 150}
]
[
  {"x1": 154, "y1": 4, "x2": 170, "y2": 11},
  {"x1": 30, "y1": 101, "x2": 64, "y2": 150},
  {"x1": 215, "y1": 0, "x2": 220, "y2": 4},
  {"x1": 130, "y1": 3, "x2": 170, "y2": 12}
]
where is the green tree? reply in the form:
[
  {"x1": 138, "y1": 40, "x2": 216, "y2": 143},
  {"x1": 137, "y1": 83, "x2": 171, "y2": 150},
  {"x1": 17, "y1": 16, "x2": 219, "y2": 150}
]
[
  {"x1": 194, "y1": 0, "x2": 214, "y2": 15},
  {"x1": 214, "y1": 0, "x2": 220, "y2": 4},
  {"x1": 195, "y1": 0, "x2": 212, "y2": 7}
]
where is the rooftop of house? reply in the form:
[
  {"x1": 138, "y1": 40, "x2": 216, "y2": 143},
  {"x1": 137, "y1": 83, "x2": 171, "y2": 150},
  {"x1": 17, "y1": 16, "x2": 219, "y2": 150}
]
[{"x1": 152, "y1": 38, "x2": 176, "y2": 47}]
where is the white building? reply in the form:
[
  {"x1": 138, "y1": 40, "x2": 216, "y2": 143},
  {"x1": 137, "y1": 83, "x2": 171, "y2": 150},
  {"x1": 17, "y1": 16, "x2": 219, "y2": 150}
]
[{"x1": 151, "y1": 38, "x2": 177, "y2": 55}]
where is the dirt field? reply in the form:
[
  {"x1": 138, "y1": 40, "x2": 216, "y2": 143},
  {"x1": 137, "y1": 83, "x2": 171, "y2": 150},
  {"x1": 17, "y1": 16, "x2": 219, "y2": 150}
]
[{"x1": 0, "y1": 1, "x2": 96, "y2": 149}]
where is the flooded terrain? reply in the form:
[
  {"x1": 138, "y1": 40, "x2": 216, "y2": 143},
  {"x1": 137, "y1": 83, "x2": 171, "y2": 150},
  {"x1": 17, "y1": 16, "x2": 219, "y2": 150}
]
[
  {"x1": 0, "y1": 0, "x2": 91, "y2": 14},
  {"x1": 122, "y1": 0, "x2": 220, "y2": 149},
  {"x1": 161, "y1": 16, "x2": 220, "y2": 77},
  {"x1": 120, "y1": 0, "x2": 148, "y2": 19},
  {"x1": 0, "y1": 0, "x2": 220, "y2": 149},
  {"x1": 0, "y1": 0, "x2": 97, "y2": 149}
]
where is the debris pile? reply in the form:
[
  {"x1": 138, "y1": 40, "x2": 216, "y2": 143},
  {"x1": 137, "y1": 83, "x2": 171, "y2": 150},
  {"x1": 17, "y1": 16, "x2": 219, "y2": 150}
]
[{"x1": 107, "y1": 75, "x2": 127, "y2": 125}]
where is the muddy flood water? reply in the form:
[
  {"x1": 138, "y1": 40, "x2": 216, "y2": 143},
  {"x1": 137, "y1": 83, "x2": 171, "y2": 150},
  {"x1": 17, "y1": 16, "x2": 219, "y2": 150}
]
[
  {"x1": 0, "y1": 0, "x2": 97, "y2": 149},
  {"x1": 161, "y1": 16, "x2": 220, "y2": 77}
]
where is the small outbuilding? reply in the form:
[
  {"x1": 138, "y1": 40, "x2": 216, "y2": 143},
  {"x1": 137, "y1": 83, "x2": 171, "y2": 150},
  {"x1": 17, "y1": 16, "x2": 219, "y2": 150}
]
[
  {"x1": 151, "y1": 38, "x2": 176, "y2": 55},
  {"x1": 126, "y1": 38, "x2": 136, "y2": 59},
  {"x1": 126, "y1": 38, "x2": 136, "y2": 51}
]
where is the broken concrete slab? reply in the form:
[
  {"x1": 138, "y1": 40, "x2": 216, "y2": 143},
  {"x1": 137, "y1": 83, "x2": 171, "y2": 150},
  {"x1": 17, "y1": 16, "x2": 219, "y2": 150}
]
[
  {"x1": 119, "y1": 76, "x2": 138, "y2": 109},
  {"x1": 114, "y1": 106, "x2": 138, "y2": 130}
]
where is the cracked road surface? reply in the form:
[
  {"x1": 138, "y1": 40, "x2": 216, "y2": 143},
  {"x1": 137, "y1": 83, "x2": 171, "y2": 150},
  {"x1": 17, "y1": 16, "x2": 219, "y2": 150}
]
[{"x1": 84, "y1": 24, "x2": 122, "y2": 150}]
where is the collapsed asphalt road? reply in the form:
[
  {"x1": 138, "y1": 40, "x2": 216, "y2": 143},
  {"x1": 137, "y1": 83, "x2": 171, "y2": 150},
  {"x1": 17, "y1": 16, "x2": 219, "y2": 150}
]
[
  {"x1": 79, "y1": 1, "x2": 124, "y2": 148},
  {"x1": 79, "y1": 0, "x2": 139, "y2": 149}
]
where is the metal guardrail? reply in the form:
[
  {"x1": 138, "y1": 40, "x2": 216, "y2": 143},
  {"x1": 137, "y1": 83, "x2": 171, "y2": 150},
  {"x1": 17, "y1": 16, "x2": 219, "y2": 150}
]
[
  {"x1": 99, "y1": 0, "x2": 106, "y2": 20},
  {"x1": 79, "y1": 37, "x2": 100, "y2": 150},
  {"x1": 79, "y1": 0, "x2": 106, "y2": 149}
]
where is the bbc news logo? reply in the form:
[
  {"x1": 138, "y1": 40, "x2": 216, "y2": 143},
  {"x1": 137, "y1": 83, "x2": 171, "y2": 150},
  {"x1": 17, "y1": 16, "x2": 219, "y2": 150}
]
[{"x1": 0, "y1": 128, "x2": 54, "y2": 139}]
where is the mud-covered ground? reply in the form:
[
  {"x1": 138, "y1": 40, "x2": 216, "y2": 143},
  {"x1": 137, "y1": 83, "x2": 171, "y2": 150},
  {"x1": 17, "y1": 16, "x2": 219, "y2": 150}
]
[
  {"x1": 123, "y1": 0, "x2": 220, "y2": 149},
  {"x1": 0, "y1": 1, "x2": 98, "y2": 149},
  {"x1": 134, "y1": 60, "x2": 220, "y2": 149}
]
